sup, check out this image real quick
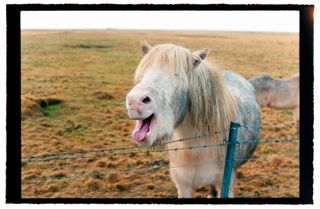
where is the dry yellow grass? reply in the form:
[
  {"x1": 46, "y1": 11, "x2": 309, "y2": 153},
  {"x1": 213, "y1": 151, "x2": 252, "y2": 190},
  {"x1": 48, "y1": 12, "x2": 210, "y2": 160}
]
[{"x1": 21, "y1": 29, "x2": 299, "y2": 198}]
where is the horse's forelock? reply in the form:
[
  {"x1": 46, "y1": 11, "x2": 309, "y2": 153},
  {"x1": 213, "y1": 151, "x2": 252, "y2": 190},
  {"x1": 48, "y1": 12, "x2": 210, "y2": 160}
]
[{"x1": 134, "y1": 44, "x2": 193, "y2": 83}]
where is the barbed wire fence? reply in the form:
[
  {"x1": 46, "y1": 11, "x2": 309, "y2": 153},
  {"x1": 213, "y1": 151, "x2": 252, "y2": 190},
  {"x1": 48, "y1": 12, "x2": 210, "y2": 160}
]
[{"x1": 21, "y1": 122, "x2": 299, "y2": 198}]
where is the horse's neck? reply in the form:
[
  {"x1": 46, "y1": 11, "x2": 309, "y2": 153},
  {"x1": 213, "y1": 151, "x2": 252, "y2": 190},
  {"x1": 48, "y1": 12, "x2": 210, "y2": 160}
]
[
  {"x1": 167, "y1": 114, "x2": 211, "y2": 167},
  {"x1": 170, "y1": 107, "x2": 229, "y2": 145},
  {"x1": 171, "y1": 113, "x2": 199, "y2": 147}
]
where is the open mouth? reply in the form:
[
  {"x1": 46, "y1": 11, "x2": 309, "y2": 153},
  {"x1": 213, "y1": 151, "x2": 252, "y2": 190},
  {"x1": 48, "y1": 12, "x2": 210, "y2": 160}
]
[{"x1": 132, "y1": 114, "x2": 155, "y2": 142}]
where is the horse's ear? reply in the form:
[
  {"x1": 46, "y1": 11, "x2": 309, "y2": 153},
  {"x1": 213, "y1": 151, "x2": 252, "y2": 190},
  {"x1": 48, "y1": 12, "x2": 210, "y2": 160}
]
[
  {"x1": 192, "y1": 48, "x2": 208, "y2": 67},
  {"x1": 141, "y1": 40, "x2": 152, "y2": 55}
]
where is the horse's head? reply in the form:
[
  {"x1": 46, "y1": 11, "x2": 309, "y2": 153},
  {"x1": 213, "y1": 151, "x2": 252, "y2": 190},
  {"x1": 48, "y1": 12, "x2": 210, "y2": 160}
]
[{"x1": 126, "y1": 41, "x2": 208, "y2": 146}]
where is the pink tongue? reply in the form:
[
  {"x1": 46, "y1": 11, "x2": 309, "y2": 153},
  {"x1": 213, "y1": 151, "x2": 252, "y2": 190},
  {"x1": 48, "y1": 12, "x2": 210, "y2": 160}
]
[{"x1": 132, "y1": 120, "x2": 150, "y2": 142}]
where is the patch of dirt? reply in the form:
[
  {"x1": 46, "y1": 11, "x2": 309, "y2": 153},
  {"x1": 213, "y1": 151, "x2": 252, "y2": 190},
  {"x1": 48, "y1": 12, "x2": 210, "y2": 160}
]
[
  {"x1": 21, "y1": 95, "x2": 44, "y2": 117},
  {"x1": 64, "y1": 44, "x2": 112, "y2": 49},
  {"x1": 93, "y1": 91, "x2": 114, "y2": 100},
  {"x1": 21, "y1": 95, "x2": 63, "y2": 119}
]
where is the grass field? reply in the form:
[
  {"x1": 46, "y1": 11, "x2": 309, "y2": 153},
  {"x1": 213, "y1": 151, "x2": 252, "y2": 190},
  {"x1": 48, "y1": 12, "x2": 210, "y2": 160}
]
[{"x1": 21, "y1": 29, "x2": 299, "y2": 198}]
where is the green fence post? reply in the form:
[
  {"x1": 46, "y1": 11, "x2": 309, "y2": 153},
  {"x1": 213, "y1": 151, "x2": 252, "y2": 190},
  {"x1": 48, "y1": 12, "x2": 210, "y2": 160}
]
[{"x1": 221, "y1": 121, "x2": 240, "y2": 198}]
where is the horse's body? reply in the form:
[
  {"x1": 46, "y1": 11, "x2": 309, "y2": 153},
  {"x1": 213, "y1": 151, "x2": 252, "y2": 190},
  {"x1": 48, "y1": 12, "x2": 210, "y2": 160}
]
[
  {"x1": 249, "y1": 74, "x2": 299, "y2": 132},
  {"x1": 168, "y1": 70, "x2": 260, "y2": 197},
  {"x1": 126, "y1": 42, "x2": 261, "y2": 198}
]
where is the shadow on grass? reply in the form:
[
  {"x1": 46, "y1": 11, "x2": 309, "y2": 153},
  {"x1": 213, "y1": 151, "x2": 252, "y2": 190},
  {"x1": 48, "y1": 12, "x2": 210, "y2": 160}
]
[{"x1": 64, "y1": 44, "x2": 112, "y2": 49}]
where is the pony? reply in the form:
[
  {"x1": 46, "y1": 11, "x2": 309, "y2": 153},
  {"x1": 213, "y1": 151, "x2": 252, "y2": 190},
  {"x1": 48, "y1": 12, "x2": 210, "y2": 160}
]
[
  {"x1": 126, "y1": 41, "x2": 261, "y2": 198},
  {"x1": 249, "y1": 74, "x2": 299, "y2": 132}
]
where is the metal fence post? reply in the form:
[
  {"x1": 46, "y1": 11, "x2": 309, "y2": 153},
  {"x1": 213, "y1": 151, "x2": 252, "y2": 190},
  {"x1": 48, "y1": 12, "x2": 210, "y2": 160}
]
[{"x1": 221, "y1": 121, "x2": 240, "y2": 198}]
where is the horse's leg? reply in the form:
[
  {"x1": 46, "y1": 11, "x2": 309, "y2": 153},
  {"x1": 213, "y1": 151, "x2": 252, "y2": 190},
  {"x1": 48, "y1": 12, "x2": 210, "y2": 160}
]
[
  {"x1": 207, "y1": 185, "x2": 220, "y2": 198},
  {"x1": 294, "y1": 106, "x2": 299, "y2": 133},
  {"x1": 170, "y1": 165, "x2": 194, "y2": 198},
  {"x1": 176, "y1": 183, "x2": 193, "y2": 198}
]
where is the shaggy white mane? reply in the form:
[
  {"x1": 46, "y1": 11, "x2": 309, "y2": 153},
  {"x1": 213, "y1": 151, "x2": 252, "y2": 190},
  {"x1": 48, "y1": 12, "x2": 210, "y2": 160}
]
[{"x1": 135, "y1": 43, "x2": 239, "y2": 142}]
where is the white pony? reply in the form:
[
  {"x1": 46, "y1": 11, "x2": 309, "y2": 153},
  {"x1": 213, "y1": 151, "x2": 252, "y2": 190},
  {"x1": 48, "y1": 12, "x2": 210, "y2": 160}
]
[
  {"x1": 126, "y1": 42, "x2": 261, "y2": 198},
  {"x1": 249, "y1": 74, "x2": 299, "y2": 132}
]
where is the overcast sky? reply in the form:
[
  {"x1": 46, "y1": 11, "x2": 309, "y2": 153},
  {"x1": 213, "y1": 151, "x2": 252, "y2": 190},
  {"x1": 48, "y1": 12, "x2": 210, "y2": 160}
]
[{"x1": 21, "y1": 11, "x2": 299, "y2": 32}]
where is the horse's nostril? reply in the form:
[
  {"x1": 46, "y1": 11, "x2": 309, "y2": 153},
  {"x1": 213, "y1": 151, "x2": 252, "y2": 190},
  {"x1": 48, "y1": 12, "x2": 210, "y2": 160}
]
[{"x1": 142, "y1": 96, "x2": 151, "y2": 104}]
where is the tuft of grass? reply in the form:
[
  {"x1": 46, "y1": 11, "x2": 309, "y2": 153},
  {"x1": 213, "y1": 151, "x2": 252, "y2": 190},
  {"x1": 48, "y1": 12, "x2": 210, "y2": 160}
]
[
  {"x1": 106, "y1": 173, "x2": 120, "y2": 183},
  {"x1": 42, "y1": 103, "x2": 66, "y2": 118},
  {"x1": 86, "y1": 178, "x2": 100, "y2": 191}
]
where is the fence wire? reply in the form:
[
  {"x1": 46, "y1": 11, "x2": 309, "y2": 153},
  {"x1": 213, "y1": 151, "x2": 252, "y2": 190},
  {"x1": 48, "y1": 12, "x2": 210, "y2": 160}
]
[
  {"x1": 21, "y1": 123, "x2": 299, "y2": 198},
  {"x1": 22, "y1": 137, "x2": 298, "y2": 164}
]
